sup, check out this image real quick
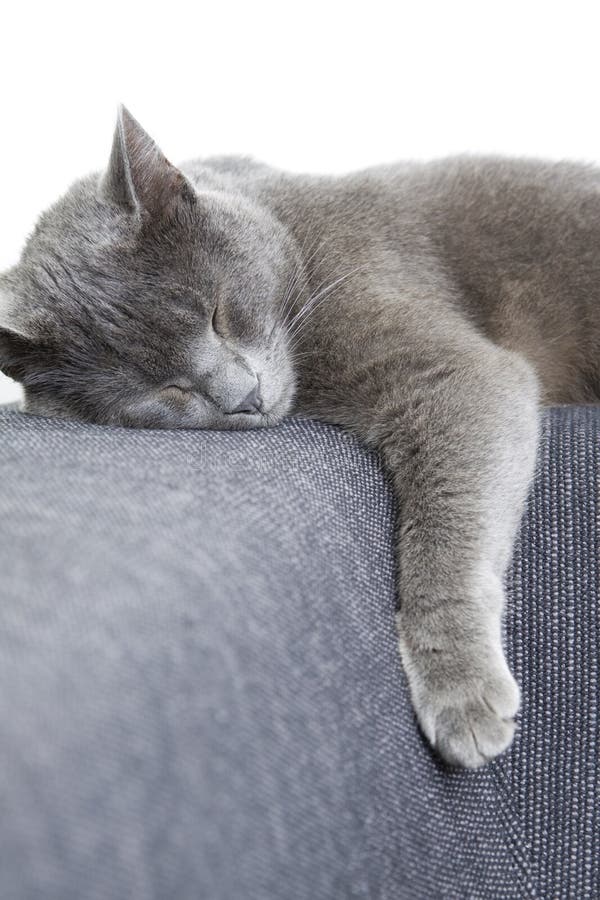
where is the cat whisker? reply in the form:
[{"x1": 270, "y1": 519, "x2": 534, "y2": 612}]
[
  {"x1": 270, "y1": 238, "x2": 329, "y2": 345},
  {"x1": 285, "y1": 264, "x2": 367, "y2": 344},
  {"x1": 278, "y1": 237, "x2": 326, "y2": 330}
]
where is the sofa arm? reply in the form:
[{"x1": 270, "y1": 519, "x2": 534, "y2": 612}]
[{"x1": 0, "y1": 406, "x2": 597, "y2": 899}]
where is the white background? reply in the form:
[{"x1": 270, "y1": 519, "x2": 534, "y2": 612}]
[{"x1": 1, "y1": 0, "x2": 599, "y2": 403}]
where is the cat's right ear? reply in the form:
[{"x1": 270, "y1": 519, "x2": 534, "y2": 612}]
[
  {"x1": 97, "y1": 105, "x2": 194, "y2": 220},
  {"x1": 0, "y1": 275, "x2": 37, "y2": 382}
]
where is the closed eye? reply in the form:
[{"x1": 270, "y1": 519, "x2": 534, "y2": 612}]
[
  {"x1": 212, "y1": 302, "x2": 228, "y2": 337},
  {"x1": 160, "y1": 383, "x2": 192, "y2": 401}
]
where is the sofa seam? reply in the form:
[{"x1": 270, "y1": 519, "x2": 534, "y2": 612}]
[{"x1": 485, "y1": 763, "x2": 542, "y2": 899}]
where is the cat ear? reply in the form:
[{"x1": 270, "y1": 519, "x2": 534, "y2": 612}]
[
  {"x1": 0, "y1": 276, "x2": 37, "y2": 381},
  {"x1": 98, "y1": 105, "x2": 193, "y2": 218},
  {"x1": 0, "y1": 276, "x2": 32, "y2": 340}
]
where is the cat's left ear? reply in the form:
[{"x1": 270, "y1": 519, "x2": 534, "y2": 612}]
[
  {"x1": 0, "y1": 274, "x2": 38, "y2": 382},
  {"x1": 98, "y1": 105, "x2": 194, "y2": 219}
]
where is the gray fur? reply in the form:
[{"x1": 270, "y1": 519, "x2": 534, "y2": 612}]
[{"x1": 2, "y1": 107, "x2": 599, "y2": 768}]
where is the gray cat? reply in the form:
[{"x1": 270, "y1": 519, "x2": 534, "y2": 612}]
[{"x1": 1, "y1": 107, "x2": 597, "y2": 768}]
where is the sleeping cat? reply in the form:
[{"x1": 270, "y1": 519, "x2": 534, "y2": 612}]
[{"x1": 1, "y1": 107, "x2": 598, "y2": 768}]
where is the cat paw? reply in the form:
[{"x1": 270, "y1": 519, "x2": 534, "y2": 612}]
[
  {"x1": 427, "y1": 678, "x2": 519, "y2": 768},
  {"x1": 404, "y1": 645, "x2": 520, "y2": 768}
]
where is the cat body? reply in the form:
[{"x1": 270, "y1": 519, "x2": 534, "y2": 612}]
[{"x1": 1, "y1": 109, "x2": 599, "y2": 767}]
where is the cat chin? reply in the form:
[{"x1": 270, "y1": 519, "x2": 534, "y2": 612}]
[
  {"x1": 20, "y1": 393, "x2": 291, "y2": 431},
  {"x1": 208, "y1": 402, "x2": 291, "y2": 432}
]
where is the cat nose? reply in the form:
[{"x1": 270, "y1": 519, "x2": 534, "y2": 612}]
[{"x1": 231, "y1": 384, "x2": 263, "y2": 415}]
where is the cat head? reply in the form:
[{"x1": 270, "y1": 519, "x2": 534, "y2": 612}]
[{"x1": 0, "y1": 107, "x2": 298, "y2": 428}]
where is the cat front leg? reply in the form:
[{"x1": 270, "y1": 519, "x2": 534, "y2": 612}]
[{"x1": 374, "y1": 343, "x2": 540, "y2": 768}]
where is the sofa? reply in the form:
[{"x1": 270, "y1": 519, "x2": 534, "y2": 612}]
[{"x1": 0, "y1": 404, "x2": 597, "y2": 899}]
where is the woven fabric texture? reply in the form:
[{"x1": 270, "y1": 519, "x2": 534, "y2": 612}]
[{"x1": 0, "y1": 406, "x2": 597, "y2": 899}]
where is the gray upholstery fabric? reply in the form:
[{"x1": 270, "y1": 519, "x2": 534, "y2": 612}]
[{"x1": 0, "y1": 405, "x2": 597, "y2": 899}]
